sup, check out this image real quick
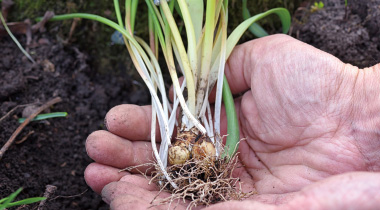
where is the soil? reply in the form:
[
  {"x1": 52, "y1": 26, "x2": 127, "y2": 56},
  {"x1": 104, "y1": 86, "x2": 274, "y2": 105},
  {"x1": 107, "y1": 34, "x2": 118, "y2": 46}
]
[
  {"x1": 0, "y1": 33, "x2": 149, "y2": 209},
  {"x1": 1, "y1": 0, "x2": 379, "y2": 209},
  {"x1": 292, "y1": 0, "x2": 380, "y2": 68}
]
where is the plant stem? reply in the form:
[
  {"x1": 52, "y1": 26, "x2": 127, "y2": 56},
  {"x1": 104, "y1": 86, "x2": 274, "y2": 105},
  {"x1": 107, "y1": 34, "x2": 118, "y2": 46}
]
[
  {"x1": 177, "y1": 0, "x2": 198, "y2": 84},
  {"x1": 160, "y1": 0, "x2": 196, "y2": 116},
  {"x1": 213, "y1": 6, "x2": 228, "y2": 157},
  {"x1": 221, "y1": 77, "x2": 239, "y2": 159},
  {"x1": 130, "y1": 0, "x2": 138, "y2": 32},
  {"x1": 114, "y1": 0, "x2": 124, "y2": 27},
  {"x1": 196, "y1": 0, "x2": 216, "y2": 115}
]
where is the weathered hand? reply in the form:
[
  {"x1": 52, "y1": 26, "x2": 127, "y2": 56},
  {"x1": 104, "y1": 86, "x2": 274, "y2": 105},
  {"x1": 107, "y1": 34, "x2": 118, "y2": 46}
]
[{"x1": 84, "y1": 34, "x2": 380, "y2": 209}]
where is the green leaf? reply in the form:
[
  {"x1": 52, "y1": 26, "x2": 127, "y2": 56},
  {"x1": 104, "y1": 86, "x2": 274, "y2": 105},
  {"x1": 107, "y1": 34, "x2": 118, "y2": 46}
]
[
  {"x1": 226, "y1": 7, "x2": 291, "y2": 58},
  {"x1": 319, "y1": 2, "x2": 324, "y2": 8},
  {"x1": 221, "y1": 76, "x2": 239, "y2": 159},
  {"x1": 5, "y1": 197, "x2": 46, "y2": 208},
  {"x1": 0, "y1": 188, "x2": 46, "y2": 210},
  {"x1": 186, "y1": 0, "x2": 203, "y2": 42},
  {"x1": 0, "y1": 198, "x2": 7, "y2": 204},
  {"x1": 18, "y1": 112, "x2": 68, "y2": 123},
  {"x1": 0, "y1": 188, "x2": 23, "y2": 209},
  {"x1": 130, "y1": 0, "x2": 139, "y2": 32},
  {"x1": 242, "y1": 0, "x2": 269, "y2": 38}
]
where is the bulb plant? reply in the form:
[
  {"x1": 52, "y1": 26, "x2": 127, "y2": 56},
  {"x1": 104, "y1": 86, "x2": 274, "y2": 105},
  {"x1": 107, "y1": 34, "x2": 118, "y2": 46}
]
[{"x1": 41, "y1": 0, "x2": 290, "y2": 207}]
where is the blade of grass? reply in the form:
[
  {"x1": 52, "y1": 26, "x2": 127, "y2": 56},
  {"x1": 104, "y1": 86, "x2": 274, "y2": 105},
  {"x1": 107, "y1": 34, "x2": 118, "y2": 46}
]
[
  {"x1": 4, "y1": 197, "x2": 46, "y2": 208},
  {"x1": 0, "y1": 12, "x2": 36, "y2": 64},
  {"x1": 0, "y1": 188, "x2": 22, "y2": 208},
  {"x1": 18, "y1": 112, "x2": 68, "y2": 123}
]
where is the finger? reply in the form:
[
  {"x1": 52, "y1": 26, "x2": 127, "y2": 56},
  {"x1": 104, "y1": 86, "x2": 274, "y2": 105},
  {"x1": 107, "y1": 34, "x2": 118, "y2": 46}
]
[
  {"x1": 284, "y1": 172, "x2": 380, "y2": 209},
  {"x1": 103, "y1": 181, "x2": 189, "y2": 209},
  {"x1": 102, "y1": 181, "x2": 173, "y2": 205},
  {"x1": 109, "y1": 194, "x2": 158, "y2": 210},
  {"x1": 109, "y1": 194, "x2": 189, "y2": 210},
  {"x1": 86, "y1": 130, "x2": 157, "y2": 172},
  {"x1": 120, "y1": 174, "x2": 159, "y2": 191},
  {"x1": 225, "y1": 34, "x2": 319, "y2": 97},
  {"x1": 84, "y1": 163, "x2": 129, "y2": 194},
  {"x1": 105, "y1": 104, "x2": 161, "y2": 141},
  {"x1": 205, "y1": 200, "x2": 277, "y2": 210},
  {"x1": 225, "y1": 34, "x2": 297, "y2": 95}
]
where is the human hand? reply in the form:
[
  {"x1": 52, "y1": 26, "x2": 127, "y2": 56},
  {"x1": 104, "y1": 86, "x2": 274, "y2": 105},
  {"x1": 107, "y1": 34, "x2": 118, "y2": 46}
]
[{"x1": 84, "y1": 34, "x2": 380, "y2": 209}]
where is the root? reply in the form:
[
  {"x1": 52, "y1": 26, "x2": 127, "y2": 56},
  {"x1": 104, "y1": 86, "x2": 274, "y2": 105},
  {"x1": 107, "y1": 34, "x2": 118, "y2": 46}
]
[{"x1": 150, "y1": 154, "x2": 254, "y2": 209}]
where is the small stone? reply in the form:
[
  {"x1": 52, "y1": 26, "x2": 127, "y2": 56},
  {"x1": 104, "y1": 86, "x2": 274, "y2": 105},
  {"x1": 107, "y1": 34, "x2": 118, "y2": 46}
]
[{"x1": 22, "y1": 105, "x2": 40, "y2": 118}]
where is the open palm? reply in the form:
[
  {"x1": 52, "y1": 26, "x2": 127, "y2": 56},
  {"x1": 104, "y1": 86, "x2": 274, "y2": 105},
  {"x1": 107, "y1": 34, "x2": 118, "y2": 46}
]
[{"x1": 85, "y1": 35, "x2": 380, "y2": 209}]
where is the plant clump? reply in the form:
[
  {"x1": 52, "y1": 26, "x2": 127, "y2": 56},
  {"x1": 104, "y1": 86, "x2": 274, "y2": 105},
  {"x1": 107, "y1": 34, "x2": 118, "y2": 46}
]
[{"x1": 42, "y1": 0, "x2": 291, "y2": 208}]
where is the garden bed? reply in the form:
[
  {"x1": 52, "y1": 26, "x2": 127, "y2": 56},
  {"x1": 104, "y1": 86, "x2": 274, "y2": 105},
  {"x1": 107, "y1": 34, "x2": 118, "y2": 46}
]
[{"x1": 0, "y1": 33, "x2": 148, "y2": 209}]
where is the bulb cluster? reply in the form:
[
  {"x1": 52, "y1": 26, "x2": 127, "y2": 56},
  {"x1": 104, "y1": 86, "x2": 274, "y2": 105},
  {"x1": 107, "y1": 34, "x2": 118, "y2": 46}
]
[{"x1": 168, "y1": 130, "x2": 216, "y2": 165}]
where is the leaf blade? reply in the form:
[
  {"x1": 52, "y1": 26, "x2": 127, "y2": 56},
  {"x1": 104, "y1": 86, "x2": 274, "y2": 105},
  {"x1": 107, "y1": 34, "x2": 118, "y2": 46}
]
[{"x1": 227, "y1": 8, "x2": 291, "y2": 58}]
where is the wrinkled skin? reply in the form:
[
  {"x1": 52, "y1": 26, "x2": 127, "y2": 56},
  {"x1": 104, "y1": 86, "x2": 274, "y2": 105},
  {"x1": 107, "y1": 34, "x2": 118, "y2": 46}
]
[{"x1": 85, "y1": 35, "x2": 380, "y2": 209}]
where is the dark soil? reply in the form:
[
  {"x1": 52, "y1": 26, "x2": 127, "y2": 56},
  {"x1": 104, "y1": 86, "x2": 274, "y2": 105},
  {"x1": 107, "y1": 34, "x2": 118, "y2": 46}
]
[
  {"x1": 0, "y1": 32, "x2": 149, "y2": 209},
  {"x1": 292, "y1": 0, "x2": 380, "y2": 68}
]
